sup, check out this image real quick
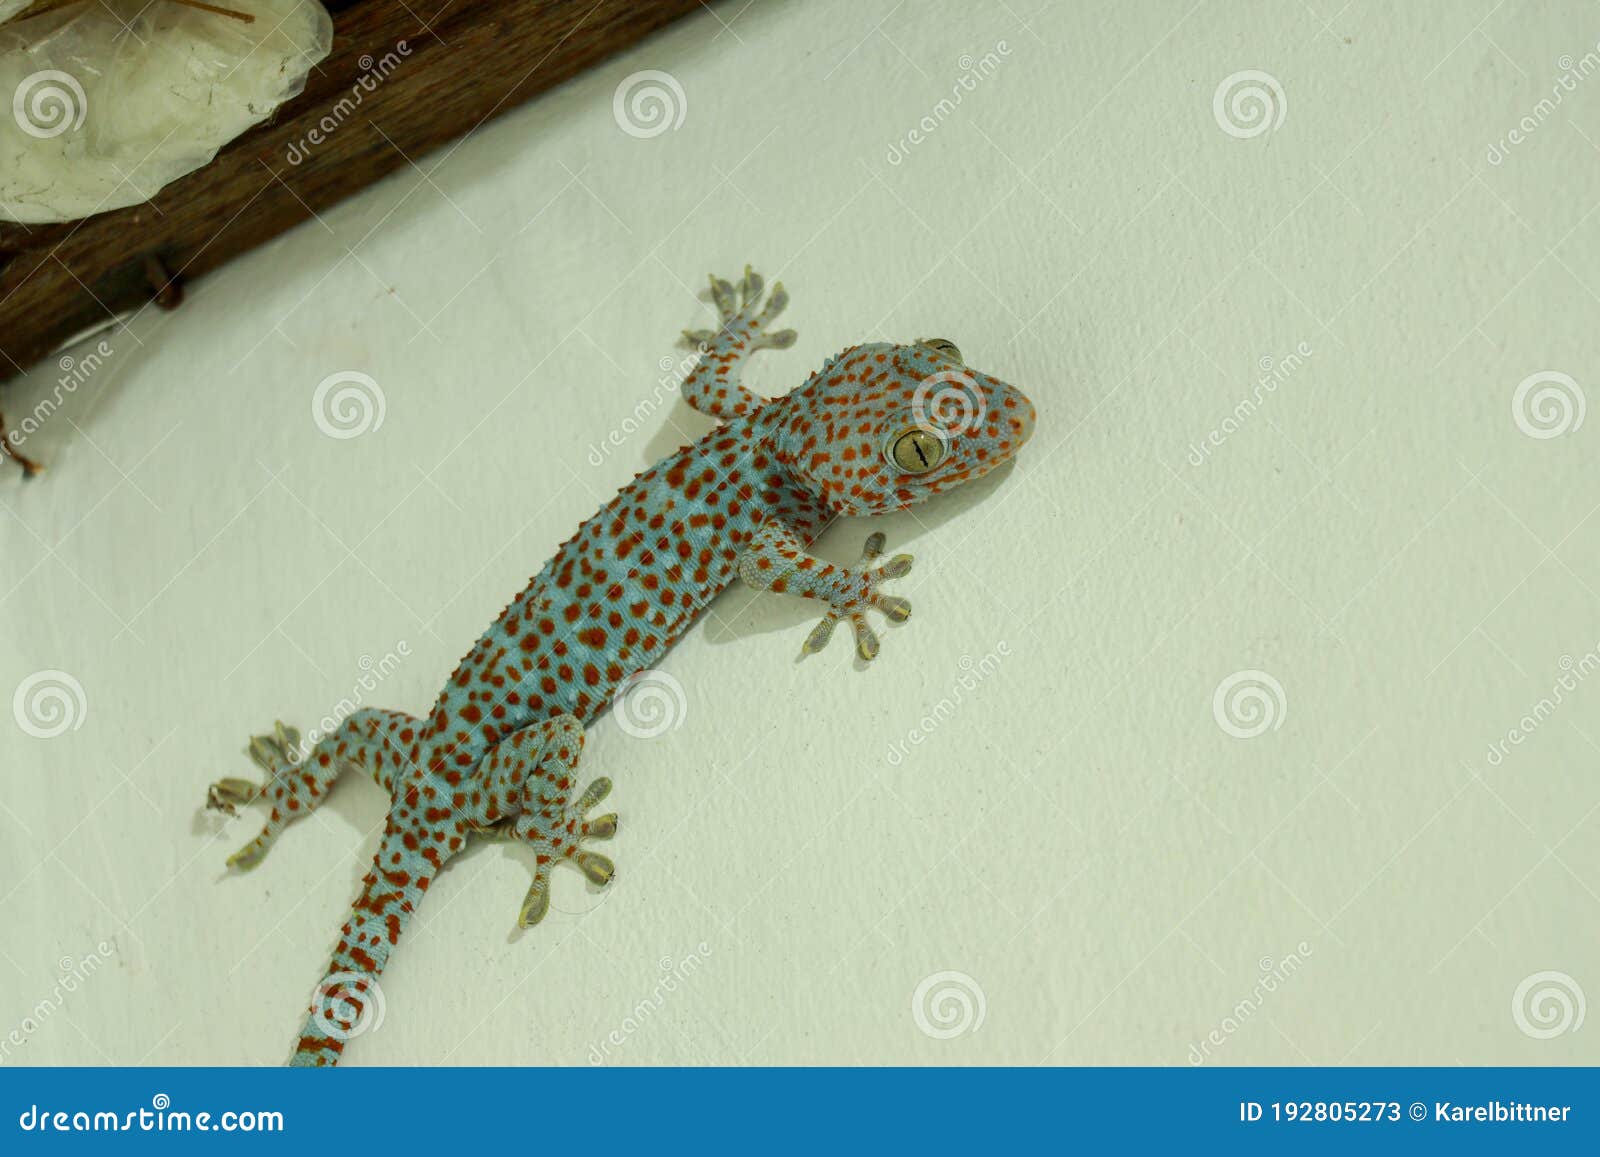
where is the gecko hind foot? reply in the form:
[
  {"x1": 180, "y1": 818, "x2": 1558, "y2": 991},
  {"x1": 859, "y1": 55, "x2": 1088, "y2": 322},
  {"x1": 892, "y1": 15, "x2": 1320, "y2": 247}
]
[
  {"x1": 209, "y1": 721, "x2": 306, "y2": 871},
  {"x1": 514, "y1": 775, "x2": 618, "y2": 927},
  {"x1": 801, "y1": 533, "x2": 914, "y2": 662},
  {"x1": 205, "y1": 720, "x2": 302, "y2": 816}
]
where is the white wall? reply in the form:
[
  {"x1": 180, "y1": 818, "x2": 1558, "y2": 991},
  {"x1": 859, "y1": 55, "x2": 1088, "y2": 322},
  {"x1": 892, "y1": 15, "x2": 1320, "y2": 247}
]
[{"x1": 2, "y1": 0, "x2": 1597, "y2": 1065}]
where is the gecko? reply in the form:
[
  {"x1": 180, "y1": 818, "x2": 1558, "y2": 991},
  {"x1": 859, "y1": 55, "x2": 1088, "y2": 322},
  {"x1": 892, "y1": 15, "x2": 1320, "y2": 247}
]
[{"x1": 206, "y1": 266, "x2": 1036, "y2": 1066}]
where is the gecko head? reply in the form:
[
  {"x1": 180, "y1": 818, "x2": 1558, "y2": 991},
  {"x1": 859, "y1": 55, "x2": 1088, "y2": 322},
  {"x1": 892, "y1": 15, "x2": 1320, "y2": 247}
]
[{"x1": 774, "y1": 339, "x2": 1035, "y2": 516}]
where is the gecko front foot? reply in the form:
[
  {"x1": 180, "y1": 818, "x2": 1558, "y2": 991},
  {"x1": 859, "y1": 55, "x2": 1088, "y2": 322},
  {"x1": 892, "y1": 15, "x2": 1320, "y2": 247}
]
[
  {"x1": 513, "y1": 775, "x2": 618, "y2": 927},
  {"x1": 802, "y1": 532, "x2": 914, "y2": 661},
  {"x1": 682, "y1": 264, "x2": 795, "y2": 352}
]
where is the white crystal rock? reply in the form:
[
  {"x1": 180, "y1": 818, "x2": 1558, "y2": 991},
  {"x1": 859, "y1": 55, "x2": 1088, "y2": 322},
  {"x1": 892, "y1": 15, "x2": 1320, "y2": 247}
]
[{"x1": 0, "y1": 0, "x2": 332, "y2": 224}]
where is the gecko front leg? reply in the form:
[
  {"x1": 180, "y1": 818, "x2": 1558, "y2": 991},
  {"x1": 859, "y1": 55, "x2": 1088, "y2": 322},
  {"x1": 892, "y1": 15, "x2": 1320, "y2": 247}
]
[
  {"x1": 739, "y1": 521, "x2": 913, "y2": 661},
  {"x1": 679, "y1": 264, "x2": 796, "y2": 420}
]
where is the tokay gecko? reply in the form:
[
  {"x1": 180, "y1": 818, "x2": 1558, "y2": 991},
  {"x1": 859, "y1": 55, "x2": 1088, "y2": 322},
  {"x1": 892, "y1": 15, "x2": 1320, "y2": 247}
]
[{"x1": 206, "y1": 267, "x2": 1036, "y2": 1065}]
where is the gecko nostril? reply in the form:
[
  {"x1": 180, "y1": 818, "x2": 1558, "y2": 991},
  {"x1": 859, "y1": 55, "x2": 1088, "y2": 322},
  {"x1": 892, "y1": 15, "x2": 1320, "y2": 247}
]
[{"x1": 1010, "y1": 403, "x2": 1036, "y2": 445}]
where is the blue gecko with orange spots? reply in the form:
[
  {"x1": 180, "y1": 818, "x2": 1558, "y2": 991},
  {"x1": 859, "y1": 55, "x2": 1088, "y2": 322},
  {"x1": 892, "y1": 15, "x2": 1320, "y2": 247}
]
[{"x1": 206, "y1": 267, "x2": 1036, "y2": 1065}]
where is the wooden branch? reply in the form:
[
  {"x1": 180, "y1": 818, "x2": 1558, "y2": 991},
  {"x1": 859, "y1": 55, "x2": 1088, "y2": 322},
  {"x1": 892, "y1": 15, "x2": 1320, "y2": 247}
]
[{"x1": 0, "y1": 0, "x2": 702, "y2": 382}]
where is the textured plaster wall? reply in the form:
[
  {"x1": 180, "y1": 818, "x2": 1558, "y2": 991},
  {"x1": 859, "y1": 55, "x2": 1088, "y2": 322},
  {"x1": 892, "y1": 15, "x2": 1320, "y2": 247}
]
[{"x1": 1, "y1": 0, "x2": 1598, "y2": 1066}]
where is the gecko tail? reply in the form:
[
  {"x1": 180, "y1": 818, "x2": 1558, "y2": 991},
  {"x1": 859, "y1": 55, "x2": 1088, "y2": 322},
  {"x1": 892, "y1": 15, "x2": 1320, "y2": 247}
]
[{"x1": 288, "y1": 821, "x2": 434, "y2": 1067}]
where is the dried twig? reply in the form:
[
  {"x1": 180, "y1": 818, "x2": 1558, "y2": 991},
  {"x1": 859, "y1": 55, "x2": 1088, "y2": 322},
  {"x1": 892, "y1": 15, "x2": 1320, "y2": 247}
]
[
  {"x1": 2, "y1": 0, "x2": 255, "y2": 27},
  {"x1": 0, "y1": 409, "x2": 44, "y2": 478}
]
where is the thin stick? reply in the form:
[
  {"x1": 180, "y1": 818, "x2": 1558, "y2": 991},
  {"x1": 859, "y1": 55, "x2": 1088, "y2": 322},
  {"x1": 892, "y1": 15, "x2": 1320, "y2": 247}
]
[
  {"x1": 3, "y1": 1, "x2": 257, "y2": 28},
  {"x1": 169, "y1": 0, "x2": 256, "y2": 23}
]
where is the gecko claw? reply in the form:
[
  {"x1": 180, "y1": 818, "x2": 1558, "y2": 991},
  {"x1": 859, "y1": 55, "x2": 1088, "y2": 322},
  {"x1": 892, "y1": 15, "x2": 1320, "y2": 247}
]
[
  {"x1": 576, "y1": 851, "x2": 615, "y2": 887},
  {"x1": 206, "y1": 777, "x2": 258, "y2": 816},
  {"x1": 518, "y1": 878, "x2": 550, "y2": 927},
  {"x1": 852, "y1": 614, "x2": 881, "y2": 661},
  {"x1": 710, "y1": 275, "x2": 738, "y2": 321}
]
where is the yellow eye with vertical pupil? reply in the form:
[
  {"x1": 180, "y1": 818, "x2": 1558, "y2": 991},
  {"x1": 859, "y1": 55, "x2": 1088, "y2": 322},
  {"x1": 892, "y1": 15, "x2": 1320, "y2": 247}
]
[
  {"x1": 919, "y1": 338, "x2": 963, "y2": 363},
  {"x1": 888, "y1": 427, "x2": 945, "y2": 474}
]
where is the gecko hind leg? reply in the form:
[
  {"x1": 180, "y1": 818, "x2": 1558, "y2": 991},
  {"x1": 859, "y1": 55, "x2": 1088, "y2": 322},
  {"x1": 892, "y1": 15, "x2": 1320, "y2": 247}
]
[
  {"x1": 482, "y1": 716, "x2": 617, "y2": 927},
  {"x1": 210, "y1": 709, "x2": 421, "y2": 871}
]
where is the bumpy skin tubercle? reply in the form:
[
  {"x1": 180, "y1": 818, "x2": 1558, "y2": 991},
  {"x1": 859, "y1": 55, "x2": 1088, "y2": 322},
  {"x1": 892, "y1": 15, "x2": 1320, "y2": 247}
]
[{"x1": 209, "y1": 266, "x2": 1036, "y2": 1066}]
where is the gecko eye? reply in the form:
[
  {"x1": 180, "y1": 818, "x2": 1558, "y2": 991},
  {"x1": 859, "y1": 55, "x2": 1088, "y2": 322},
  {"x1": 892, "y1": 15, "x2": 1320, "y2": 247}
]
[
  {"x1": 918, "y1": 338, "x2": 963, "y2": 364},
  {"x1": 886, "y1": 426, "x2": 946, "y2": 474}
]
